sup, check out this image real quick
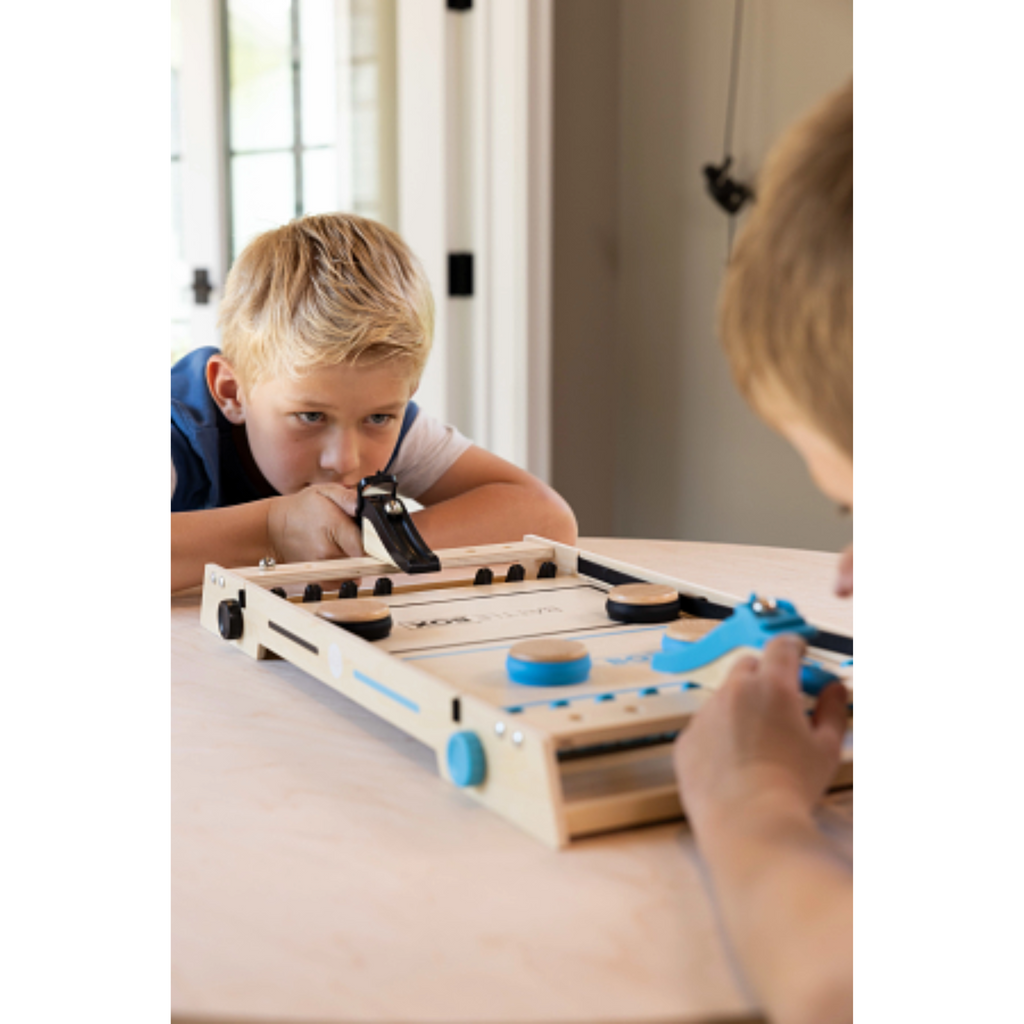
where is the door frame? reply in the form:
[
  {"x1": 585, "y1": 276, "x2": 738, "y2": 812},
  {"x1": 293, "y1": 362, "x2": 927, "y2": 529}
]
[
  {"x1": 397, "y1": 0, "x2": 553, "y2": 480},
  {"x1": 176, "y1": 0, "x2": 229, "y2": 353}
]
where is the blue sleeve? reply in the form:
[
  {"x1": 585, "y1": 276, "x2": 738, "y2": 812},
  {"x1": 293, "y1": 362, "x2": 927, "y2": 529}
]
[
  {"x1": 383, "y1": 401, "x2": 420, "y2": 474},
  {"x1": 171, "y1": 420, "x2": 210, "y2": 511}
]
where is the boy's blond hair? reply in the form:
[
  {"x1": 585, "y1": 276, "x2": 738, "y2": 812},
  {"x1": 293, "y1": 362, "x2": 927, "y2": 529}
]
[
  {"x1": 218, "y1": 213, "x2": 434, "y2": 389},
  {"x1": 719, "y1": 79, "x2": 853, "y2": 456}
]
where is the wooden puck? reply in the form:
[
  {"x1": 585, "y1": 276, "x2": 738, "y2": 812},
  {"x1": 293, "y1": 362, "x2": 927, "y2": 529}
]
[
  {"x1": 316, "y1": 598, "x2": 393, "y2": 640},
  {"x1": 606, "y1": 583, "x2": 680, "y2": 624},
  {"x1": 508, "y1": 639, "x2": 590, "y2": 664},
  {"x1": 507, "y1": 639, "x2": 591, "y2": 686},
  {"x1": 664, "y1": 617, "x2": 719, "y2": 643}
]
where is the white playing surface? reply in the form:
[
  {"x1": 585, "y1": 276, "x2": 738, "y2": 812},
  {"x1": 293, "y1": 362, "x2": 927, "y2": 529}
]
[
  {"x1": 377, "y1": 578, "x2": 713, "y2": 711},
  {"x1": 374, "y1": 577, "x2": 853, "y2": 713}
]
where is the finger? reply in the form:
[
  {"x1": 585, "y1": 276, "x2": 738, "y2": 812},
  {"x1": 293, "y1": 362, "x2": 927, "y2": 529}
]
[
  {"x1": 313, "y1": 483, "x2": 360, "y2": 518},
  {"x1": 835, "y1": 544, "x2": 853, "y2": 597},
  {"x1": 327, "y1": 513, "x2": 365, "y2": 558},
  {"x1": 811, "y1": 681, "x2": 849, "y2": 758},
  {"x1": 724, "y1": 653, "x2": 760, "y2": 685},
  {"x1": 671, "y1": 729, "x2": 689, "y2": 773},
  {"x1": 760, "y1": 633, "x2": 807, "y2": 689}
]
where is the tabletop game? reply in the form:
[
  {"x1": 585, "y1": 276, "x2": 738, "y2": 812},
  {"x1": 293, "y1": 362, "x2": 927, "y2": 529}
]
[{"x1": 200, "y1": 475, "x2": 853, "y2": 848}]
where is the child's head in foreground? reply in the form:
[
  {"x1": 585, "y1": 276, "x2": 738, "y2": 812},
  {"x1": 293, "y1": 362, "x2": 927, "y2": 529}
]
[
  {"x1": 210, "y1": 212, "x2": 435, "y2": 494},
  {"x1": 720, "y1": 79, "x2": 852, "y2": 516}
]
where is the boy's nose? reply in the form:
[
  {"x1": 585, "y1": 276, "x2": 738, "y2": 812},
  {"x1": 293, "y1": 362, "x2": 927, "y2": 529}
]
[{"x1": 320, "y1": 430, "x2": 362, "y2": 480}]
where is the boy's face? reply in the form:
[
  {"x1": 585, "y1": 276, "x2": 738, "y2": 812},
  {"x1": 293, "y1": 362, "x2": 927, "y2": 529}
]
[
  {"x1": 757, "y1": 382, "x2": 853, "y2": 596},
  {"x1": 231, "y1": 361, "x2": 417, "y2": 495},
  {"x1": 774, "y1": 416, "x2": 853, "y2": 511}
]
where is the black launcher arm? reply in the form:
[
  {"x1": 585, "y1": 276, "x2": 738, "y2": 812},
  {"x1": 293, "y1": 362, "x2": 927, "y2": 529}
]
[{"x1": 355, "y1": 472, "x2": 441, "y2": 575}]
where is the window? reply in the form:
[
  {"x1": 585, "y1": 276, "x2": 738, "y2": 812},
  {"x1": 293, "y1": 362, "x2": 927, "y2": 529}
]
[
  {"x1": 172, "y1": 0, "x2": 398, "y2": 362},
  {"x1": 222, "y1": 0, "x2": 397, "y2": 263}
]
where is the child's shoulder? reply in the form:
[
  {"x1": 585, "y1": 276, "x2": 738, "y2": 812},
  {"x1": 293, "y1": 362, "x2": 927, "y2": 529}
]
[
  {"x1": 172, "y1": 345, "x2": 218, "y2": 389},
  {"x1": 171, "y1": 346, "x2": 220, "y2": 431}
]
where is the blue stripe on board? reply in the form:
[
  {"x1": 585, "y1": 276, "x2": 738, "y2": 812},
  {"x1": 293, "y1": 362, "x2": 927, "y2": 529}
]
[
  {"x1": 354, "y1": 670, "x2": 420, "y2": 713},
  {"x1": 399, "y1": 624, "x2": 667, "y2": 662},
  {"x1": 503, "y1": 678, "x2": 703, "y2": 711}
]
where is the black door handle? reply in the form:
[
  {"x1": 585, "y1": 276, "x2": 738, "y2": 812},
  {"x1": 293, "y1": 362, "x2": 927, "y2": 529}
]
[{"x1": 192, "y1": 268, "x2": 213, "y2": 305}]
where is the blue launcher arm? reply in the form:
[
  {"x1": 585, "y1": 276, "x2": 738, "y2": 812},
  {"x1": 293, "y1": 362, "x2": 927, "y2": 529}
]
[{"x1": 651, "y1": 594, "x2": 842, "y2": 697}]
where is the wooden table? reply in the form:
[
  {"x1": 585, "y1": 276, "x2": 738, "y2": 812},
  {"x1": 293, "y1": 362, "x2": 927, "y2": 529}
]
[{"x1": 172, "y1": 539, "x2": 853, "y2": 1024}]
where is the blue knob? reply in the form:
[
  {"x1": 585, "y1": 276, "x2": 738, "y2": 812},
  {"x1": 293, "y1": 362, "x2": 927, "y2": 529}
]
[{"x1": 446, "y1": 731, "x2": 487, "y2": 787}]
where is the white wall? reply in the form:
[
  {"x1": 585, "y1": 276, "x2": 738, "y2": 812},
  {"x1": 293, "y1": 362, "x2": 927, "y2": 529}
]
[
  {"x1": 552, "y1": 0, "x2": 621, "y2": 537},
  {"x1": 553, "y1": 0, "x2": 853, "y2": 552}
]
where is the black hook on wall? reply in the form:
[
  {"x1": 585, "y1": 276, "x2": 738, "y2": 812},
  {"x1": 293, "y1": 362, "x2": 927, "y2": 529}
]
[
  {"x1": 702, "y1": 0, "x2": 753, "y2": 225},
  {"x1": 703, "y1": 157, "x2": 753, "y2": 215}
]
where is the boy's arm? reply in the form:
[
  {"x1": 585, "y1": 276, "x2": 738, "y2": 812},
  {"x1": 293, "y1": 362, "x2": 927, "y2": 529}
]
[
  {"x1": 674, "y1": 636, "x2": 852, "y2": 1024},
  {"x1": 171, "y1": 485, "x2": 365, "y2": 593},
  {"x1": 172, "y1": 501, "x2": 275, "y2": 593},
  {"x1": 411, "y1": 445, "x2": 578, "y2": 548}
]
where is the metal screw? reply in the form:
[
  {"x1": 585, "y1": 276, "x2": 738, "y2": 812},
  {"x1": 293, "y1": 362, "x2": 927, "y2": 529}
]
[
  {"x1": 751, "y1": 595, "x2": 778, "y2": 615},
  {"x1": 217, "y1": 576, "x2": 225, "y2": 587},
  {"x1": 385, "y1": 499, "x2": 403, "y2": 516},
  {"x1": 209, "y1": 571, "x2": 217, "y2": 584},
  {"x1": 259, "y1": 556, "x2": 276, "y2": 570},
  {"x1": 494, "y1": 722, "x2": 506, "y2": 737},
  {"x1": 512, "y1": 731, "x2": 524, "y2": 747}
]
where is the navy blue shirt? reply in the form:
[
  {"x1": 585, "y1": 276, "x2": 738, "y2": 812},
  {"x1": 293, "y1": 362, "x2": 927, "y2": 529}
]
[{"x1": 171, "y1": 346, "x2": 419, "y2": 512}]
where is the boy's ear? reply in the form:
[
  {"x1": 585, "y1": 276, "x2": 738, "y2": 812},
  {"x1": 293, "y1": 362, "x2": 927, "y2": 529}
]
[{"x1": 206, "y1": 354, "x2": 247, "y2": 425}]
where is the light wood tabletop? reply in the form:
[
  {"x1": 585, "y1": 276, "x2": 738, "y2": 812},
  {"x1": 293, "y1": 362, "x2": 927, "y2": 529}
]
[{"x1": 172, "y1": 538, "x2": 853, "y2": 1024}]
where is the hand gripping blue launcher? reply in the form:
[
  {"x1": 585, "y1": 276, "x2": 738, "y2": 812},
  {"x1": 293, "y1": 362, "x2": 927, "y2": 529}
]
[{"x1": 651, "y1": 594, "x2": 843, "y2": 696}]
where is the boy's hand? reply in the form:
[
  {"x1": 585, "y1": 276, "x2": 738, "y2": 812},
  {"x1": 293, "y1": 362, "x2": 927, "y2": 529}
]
[
  {"x1": 674, "y1": 634, "x2": 849, "y2": 834},
  {"x1": 266, "y1": 484, "x2": 365, "y2": 564}
]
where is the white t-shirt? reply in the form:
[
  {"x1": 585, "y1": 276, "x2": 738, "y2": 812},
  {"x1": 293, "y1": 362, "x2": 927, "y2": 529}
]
[
  {"x1": 389, "y1": 408, "x2": 473, "y2": 499},
  {"x1": 171, "y1": 407, "x2": 472, "y2": 502}
]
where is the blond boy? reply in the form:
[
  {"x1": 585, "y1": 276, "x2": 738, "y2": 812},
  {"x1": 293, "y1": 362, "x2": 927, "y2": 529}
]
[
  {"x1": 171, "y1": 213, "x2": 576, "y2": 592},
  {"x1": 673, "y1": 80, "x2": 854, "y2": 1024}
]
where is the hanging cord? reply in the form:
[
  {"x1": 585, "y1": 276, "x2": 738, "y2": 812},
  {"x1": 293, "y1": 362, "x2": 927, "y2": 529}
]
[
  {"x1": 725, "y1": 0, "x2": 744, "y2": 257},
  {"x1": 723, "y1": 0, "x2": 748, "y2": 258},
  {"x1": 723, "y1": 0, "x2": 744, "y2": 163},
  {"x1": 701, "y1": 0, "x2": 753, "y2": 257}
]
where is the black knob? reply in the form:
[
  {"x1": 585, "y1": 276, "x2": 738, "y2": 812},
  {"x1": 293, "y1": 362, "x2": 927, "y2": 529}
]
[
  {"x1": 538, "y1": 561, "x2": 558, "y2": 578},
  {"x1": 218, "y1": 599, "x2": 243, "y2": 640},
  {"x1": 303, "y1": 583, "x2": 323, "y2": 602},
  {"x1": 473, "y1": 567, "x2": 494, "y2": 586},
  {"x1": 374, "y1": 577, "x2": 393, "y2": 596},
  {"x1": 338, "y1": 580, "x2": 358, "y2": 599},
  {"x1": 506, "y1": 564, "x2": 526, "y2": 583}
]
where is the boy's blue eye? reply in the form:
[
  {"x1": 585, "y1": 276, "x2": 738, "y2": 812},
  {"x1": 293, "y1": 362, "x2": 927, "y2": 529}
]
[
  {"x1": 296, "y1": 412, "x2": 325, "y2": 424},
  {"x1": 367, "y1": 413, "x2": 394, "y2": 426}
]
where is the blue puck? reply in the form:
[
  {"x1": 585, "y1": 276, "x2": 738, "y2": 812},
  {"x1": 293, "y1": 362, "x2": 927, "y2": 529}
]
[{"x1": 506, "y1": 639, "x2": 592, "y2": 687}]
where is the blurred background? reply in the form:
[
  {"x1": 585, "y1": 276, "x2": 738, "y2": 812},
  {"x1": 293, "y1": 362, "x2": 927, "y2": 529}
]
[{"x1": 172, "y1": 0, "x2": 852, "y2": 552}]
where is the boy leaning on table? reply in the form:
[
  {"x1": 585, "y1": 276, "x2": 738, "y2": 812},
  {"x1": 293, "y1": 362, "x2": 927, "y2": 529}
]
[
  {"x1": 673, "y1": 80, "x2": 854, "y2": 1024},
  {"x1": 171, "y1": 212, "x2": 577, "y2": 592}
]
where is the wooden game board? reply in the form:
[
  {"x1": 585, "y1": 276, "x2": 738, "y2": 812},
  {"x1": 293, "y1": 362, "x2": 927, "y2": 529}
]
[{"x1": 200, "y1": 536, "x2": 853, "y2": 848}]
